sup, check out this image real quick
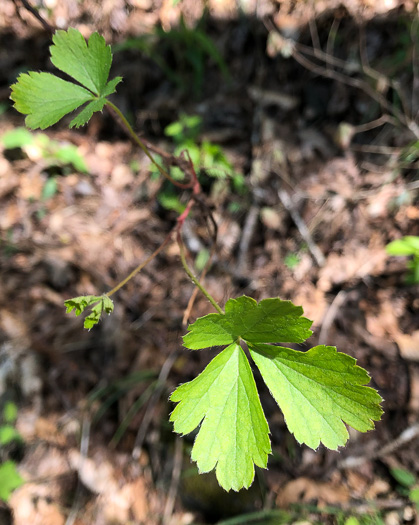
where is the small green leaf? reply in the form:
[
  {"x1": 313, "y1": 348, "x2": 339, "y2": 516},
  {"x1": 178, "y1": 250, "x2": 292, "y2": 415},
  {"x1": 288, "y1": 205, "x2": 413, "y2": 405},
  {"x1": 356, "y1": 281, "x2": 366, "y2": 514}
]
[
  {"x1": 409, "y1": 486, "x2": 419, "y2": 505},
  {"x1": 69, "y1": 98, "x2": 106, "y2": 128},
  {"x1": 249, "y1": 344, "x2": 383, "y2": 450},
  {"x1": 390, "y1": 467, "x2": 416, "y2": 488},
  {"x1": 3, "y1": 402, "x2": 18, "y2": 424},
  {"x1": 1, "y1": 128, "x2": 34, "y2": 149},
  {"x1": 0, "y1": 461, "x2": 24, "y2": 502},
  {"x1": 64, "y1": 295, "x2": 99, "y2": 315},
  {"x1": 170, "y1": 343, "x2": 271, "y2": 491},
  {"x1": 183, "y1": 296, "x2": 312, "y2": 349},
  {"x1": 10, "y1": 29, "x2": 122, "y2": 130},
  {"x1": 386, "y1": 236, "x2": 419, "y2": 256},
  {"x1": 50, "y1": 28, "x2": 112, "y2": 95},
  {"x1": 64, "y1": 294, "x2": 114, "y2": 329},
  {"x1": 42, "y1": 177, "x2": 58, "y2": 200},
  {"x1": 0, "y1": 425, "x2": 22, "y2": 446},
  {"x1": 11, "y1": 72, "x2": 93, "y2": 130}
]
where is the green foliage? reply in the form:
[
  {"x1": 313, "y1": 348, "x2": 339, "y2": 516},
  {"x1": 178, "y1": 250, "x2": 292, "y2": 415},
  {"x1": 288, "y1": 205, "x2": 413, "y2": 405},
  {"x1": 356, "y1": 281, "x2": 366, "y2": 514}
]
[
  {"x1": 284, "y1": 252, "x2": 300, "y2": 269},
  {"x1": 153, "y1": 113, "x2": 245, "y2": 212},
  {"x1": 390, "y1": 466, "x2": 419, "y2": 512},
  {"x1": 0, "y1": 402, "x2": 22, "y2": 447},
  {"x1": 64, "y1": 295, "x2": 114, "y2": 329},
  {"x1": 114, "y1": 15, "x2": 229, "y2": 96},
  {"x1": 386, "y1": 236, "x2": 419, "y2": 283},
  {"x1": 171, "y1": 296, "x2": 383, "y2": 491},
  {"x1": 10, "y1": 27, "x2": 383, "y2": 495},
  {"x1": 2, "y1": 127, "x2": 88, "y2": 173},
  {"x1": 10, "y1": 28, "x2": 122, "y2": 129},
  {"x1": 0, "y1": 461, "x2": 24, "y2": 502},
  {"x1": 171, "y1": 342, "x2": 271, "y2": 492},
  {"x1": 249, "y1": 344, "x2": 382, "y2": 450},
  {"x1": 3, "y1": 402, "x2": 18, "y2": 424},
  {"x1": 0, "y1": 403, "x2": 24, "y2": 502}
]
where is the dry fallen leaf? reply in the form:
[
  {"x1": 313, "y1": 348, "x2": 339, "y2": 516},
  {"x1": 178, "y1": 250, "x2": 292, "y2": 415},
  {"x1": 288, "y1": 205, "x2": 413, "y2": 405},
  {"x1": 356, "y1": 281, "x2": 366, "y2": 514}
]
[{"x1": 394, "y1": 331, "x2": 419, "y2": 362}]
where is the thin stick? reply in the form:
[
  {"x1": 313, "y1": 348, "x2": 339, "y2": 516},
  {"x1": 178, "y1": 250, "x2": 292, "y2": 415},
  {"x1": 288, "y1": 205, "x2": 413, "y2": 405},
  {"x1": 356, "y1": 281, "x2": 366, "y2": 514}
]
[
  {"x1": 12, "y1": 0, "x2": 54, "y2": 33},
  {"x1": 309, "y1": 18, "x2": 321, "y2": 51},
  {"x1": 65, "y1": 416, "x2": 91, "y2": 525},
  {"x1": 326, "y1": 17, "x2": 340, "y2": 71},
  {"x1": 106, "y1": 229, "x2": 174, "y2": 297},
  {"x1": 237, "y1": 204, "x2": 260, "y2": 274},
  {"x1": 338, "y1": 423, "x2": 419, "y2": 469},
  {"x1": 132, "y1": 351, "x2": 178, "y2": 459},
  {"x1": 163, "y1": 437, "x2": 183, "y2": 524},
  {"x1": 318, "y1": 291, "x2": 347, "y2": 345},
  {"x1": 278, "y1": 188, "x2": 325, "y2": 267}
]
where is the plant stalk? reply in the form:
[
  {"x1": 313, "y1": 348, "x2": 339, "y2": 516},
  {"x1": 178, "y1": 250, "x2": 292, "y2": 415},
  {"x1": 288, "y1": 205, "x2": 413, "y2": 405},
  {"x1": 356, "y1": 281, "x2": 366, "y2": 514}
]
[
  {"x1": 177, "y1": 232, "x2": 223, "y2": 314},
  {"x1": 105, "y1": 100, "x2": 189, "y2": 187}
]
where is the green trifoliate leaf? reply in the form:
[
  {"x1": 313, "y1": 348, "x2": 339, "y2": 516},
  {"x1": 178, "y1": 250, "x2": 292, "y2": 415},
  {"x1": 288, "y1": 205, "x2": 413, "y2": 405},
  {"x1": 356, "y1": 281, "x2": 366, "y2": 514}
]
[
  {"x1": 10, "y1": 28, "x2": 122, "y2": 130},
  {"x1": 249, "y1": 344, "x2": 383, "y2": 450},
  {"x1": 183, "y1": 295, "x2": 312, "y2": 349},
  {"x1": 170, "y1": 343, "x2": 271, "y2": 491},
  {"x1": 64, "y1": 294, "x2": 114, "y2": 329}
]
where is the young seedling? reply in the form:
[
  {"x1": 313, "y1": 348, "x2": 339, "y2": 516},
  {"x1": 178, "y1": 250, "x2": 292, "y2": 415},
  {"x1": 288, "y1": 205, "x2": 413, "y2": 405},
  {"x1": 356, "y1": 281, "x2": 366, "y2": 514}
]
[{"x1": 10, "y1": 28, "x2": 383, "y2": 492}]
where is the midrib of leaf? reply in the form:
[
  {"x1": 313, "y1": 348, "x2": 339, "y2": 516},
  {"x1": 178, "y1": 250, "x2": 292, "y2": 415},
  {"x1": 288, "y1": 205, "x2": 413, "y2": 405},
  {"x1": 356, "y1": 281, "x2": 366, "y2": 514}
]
[
  {"x1": 206, "y1": 348, "x2": 241, "y2": 456},
  {"x1": 67, "y1": 47, "x2": 100, "y2": 95}
]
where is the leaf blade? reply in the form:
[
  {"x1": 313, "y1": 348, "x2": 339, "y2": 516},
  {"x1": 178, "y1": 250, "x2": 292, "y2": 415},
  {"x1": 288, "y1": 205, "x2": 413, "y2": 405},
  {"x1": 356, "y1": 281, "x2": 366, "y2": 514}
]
[
  {"x1": 249, "y1": 344, "x2": 383, "y2": 450},
  {"x1": 183, "y1": 295, "x2": 313, "y2": 349},
  {"x1": 170, "y1": 343, "x2": 271, "y2": 491},
  {"x1": 10, "y1": 72, "x2": 93, "y2": 130},
  {"x1": 50, "y1": 28, "x2": 112, "y2": 95}
]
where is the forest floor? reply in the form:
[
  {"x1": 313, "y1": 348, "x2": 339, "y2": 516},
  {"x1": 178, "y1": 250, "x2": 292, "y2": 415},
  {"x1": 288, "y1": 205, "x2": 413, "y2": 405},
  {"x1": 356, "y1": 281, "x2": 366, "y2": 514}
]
[{"x1": 0, "y1": 0, "x2": 419, "y2": 524}]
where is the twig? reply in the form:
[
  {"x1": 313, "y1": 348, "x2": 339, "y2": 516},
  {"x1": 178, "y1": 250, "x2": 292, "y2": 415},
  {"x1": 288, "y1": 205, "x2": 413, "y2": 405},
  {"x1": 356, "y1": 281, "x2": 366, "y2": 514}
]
[
  {"x1": 349, "y1": 144, "x2": 401, "y2": 155},
  {"x1": 338, "y1": 423, "x2": 419, "y2": 469},
  {"x1": 308, "y1": 18, "x2": 321, "y2": 51},
  {"x1": 277, "y1": 188, "x2": 325, "y2": 267},
  {"x1": 411, "y1": 18, "x2": 419, "y2": 119},
  {"x1": 326, "y1": 17, "x2": 340, "y2": 71},
  {"x1": 106, "y1": 229, "x2": 174, "y2": 297},
  {"x1": 318, "y1": 291, "x2": 347, "y2": 345},
  {"x1": 237, "y1": 204, "x2": 260, "y2": 274},
  {"x1": 65, "y1": 416, "x2": 91, "y2": 525},
  {"x1": 162, "y1": 437, "x2": 183, "y2": 525},
  {"x1": 12, "y1": 0, "x2": 54, "y2": 33},
  {"x1": 132, "y1": 350, "x2": 178, "y2": 460},
  {"x1": 351, "y1": 114, "x2": 399, "y2": 135}
]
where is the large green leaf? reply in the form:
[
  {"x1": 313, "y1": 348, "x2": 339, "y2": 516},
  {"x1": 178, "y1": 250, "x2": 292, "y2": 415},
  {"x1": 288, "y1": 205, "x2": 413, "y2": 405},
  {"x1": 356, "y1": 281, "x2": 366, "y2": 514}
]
[
  {"x1": 170, "y1": 343, "x2": 271, "y2": 491},
  {"x1": 183, "y1": 296, "x2": 312, "y2": 349},
  {"x1": 249, "y1": 344, "x2": 383, "y2": 450}
]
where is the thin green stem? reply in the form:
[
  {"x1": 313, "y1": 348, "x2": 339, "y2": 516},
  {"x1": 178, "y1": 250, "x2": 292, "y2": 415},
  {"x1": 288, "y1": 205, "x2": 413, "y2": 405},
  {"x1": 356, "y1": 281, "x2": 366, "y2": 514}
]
[
  {"x1": 105, "y1": 100, "x2": 188, "y2": 187},
  {"x1": 106, "y1": 230, "x2": 173, "y2": 297},
  {"x1": 177, "y1": 232, "x2": 223, "y2": 314}
]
